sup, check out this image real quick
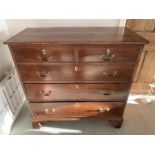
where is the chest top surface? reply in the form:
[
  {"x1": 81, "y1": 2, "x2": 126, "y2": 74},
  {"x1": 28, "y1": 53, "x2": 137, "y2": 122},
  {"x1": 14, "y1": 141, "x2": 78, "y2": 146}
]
[{"x1": 4, "y1": 27, "x2": 148, "y2": 45}]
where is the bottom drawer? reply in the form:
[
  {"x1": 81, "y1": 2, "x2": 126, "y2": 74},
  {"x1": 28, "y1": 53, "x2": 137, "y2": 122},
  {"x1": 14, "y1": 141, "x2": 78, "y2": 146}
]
[{"x1": 30, "y1": 102, "x2": 124, "y2": 119}]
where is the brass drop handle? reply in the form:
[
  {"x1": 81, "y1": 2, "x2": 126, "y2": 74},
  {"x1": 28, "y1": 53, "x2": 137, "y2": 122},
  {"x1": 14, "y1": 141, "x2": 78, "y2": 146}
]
[
  {"x1": 86, "y1": 107, "x2": 110, "y2": 112},
  {"x1": 37, "y1": 49, "x2": 52, "y2": 62},
  {"x1": 40, "y1": 90, "x2": 52, "y2": 96},
  {"x1": 103, "y1": 71, "x2": 117, "y2": 78},
  {"x1": 100, "y1": 49, "x2": 115, "y2": 61},
  {"x1": 36, "y1": 71, "x2": 49, "y2": 77}
]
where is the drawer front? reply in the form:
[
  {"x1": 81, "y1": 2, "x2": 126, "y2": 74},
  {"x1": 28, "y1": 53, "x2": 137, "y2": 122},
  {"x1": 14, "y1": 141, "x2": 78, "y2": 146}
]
[
  {"x1": 24, "y1": 84, "x2": 129, "y2": 102},
  {"x1": 11, "y1": 45, "x2": 74, "y2": 62},
  {"x1": 30, "y1": 102, "x2": 124, "y2": 118},
  {"x1": 18, "y1": 63, "x2": 134, "y2": 83},
  {"x1": 78, "y1": 46, "x2": 139, "y2": 62}
]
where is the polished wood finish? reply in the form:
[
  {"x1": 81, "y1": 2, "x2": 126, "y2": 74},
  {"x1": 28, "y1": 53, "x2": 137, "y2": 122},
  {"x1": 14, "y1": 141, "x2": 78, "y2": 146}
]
[
  {"x1": 30, "y1": 102, "x2": 124, "y2": 118},
  {"x1": 4, "y1": 27, "x2": 147, "y2": 45},
  {"x1": 11, "y1": 45, "x2": 74, "y2": 63},
  {"x1": 78, "y1": 45, "x2": 140, "y2": 63},
  {"x1": 18, "y1": 63, "x2": 134, "y2": 83},
  {"x1": 24, "y1": 84, "x2": 129, "y2": 102},
  {"x1": 5, "y1": 27, "x2": 147, "y2": 129}
]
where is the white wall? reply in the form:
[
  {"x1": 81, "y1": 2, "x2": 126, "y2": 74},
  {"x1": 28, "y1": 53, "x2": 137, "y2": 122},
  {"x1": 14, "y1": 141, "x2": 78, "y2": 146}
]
[
  {"x1": 6, "y1": 19, "x2": 126, "y2": 36},
  {"x1": 0, "y1": 19, "x2": 126, "y2": 79},
  {"x1": 0, "y1": 20, "x2": 14, "y2": 80}
]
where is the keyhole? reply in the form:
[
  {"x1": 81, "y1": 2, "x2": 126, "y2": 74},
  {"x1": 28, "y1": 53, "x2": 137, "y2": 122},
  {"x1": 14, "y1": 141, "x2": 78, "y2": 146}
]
[{"x1": 75, "y1": 66, "x2": 79, "y2": 72}]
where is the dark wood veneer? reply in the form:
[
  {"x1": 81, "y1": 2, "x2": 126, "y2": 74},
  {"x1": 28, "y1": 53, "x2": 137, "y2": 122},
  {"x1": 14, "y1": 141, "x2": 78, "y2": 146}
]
[
  {"x1": 30, "y1": 102, "x2": 124, "y2": 118},
  {"x1": 24, "y1": 83, "x2": 129, "y2": 102},
  {"x1": 78, "y1": 46, "x2": 140, "y2": 63},
  {"x1": 5, "y1": 27, "x2": 147, "y2": 129},
  {"x1": 5, "y1": 27, "x2": 148, "y2": 44},
  {"x1": 11, "y1": 45, "x2": 74, "y2": 63},
  {"x1": 18, "y1": 63, "x2": 134, "y2": 83}
]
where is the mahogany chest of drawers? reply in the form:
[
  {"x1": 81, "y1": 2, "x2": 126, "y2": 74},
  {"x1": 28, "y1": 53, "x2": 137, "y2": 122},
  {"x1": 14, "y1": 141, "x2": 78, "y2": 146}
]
[{"x1": 4, "y1": 27, "x2": 147, "y2": 128}]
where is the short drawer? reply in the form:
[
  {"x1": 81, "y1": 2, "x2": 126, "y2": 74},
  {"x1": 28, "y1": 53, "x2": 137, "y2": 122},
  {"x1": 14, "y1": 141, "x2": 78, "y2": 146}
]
[
  {"x1": 24, "y1": 84, "x2": 129, "y2": 102},
  {"x1": 18, "y1": 63, "x2": 134, "y2": 83},
  {"x1": 11, "y1": 45, "x2": 74, "y2": 63},
  {"x1": 78, "y1": 46, "x2": 140, "y2": 62},
  {"x1": 30, "y1": 102, "x2": 124, "y2": 118}
]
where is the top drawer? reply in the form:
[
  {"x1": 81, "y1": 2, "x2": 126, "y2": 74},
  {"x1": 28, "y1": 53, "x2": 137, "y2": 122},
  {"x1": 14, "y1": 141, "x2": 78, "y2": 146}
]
[
  {"x1": 10, "y1": 45, "x2": 74, "y2": 63},
  {"x1": 78, "y1": 45, "x2": 140, "y2": 62}
]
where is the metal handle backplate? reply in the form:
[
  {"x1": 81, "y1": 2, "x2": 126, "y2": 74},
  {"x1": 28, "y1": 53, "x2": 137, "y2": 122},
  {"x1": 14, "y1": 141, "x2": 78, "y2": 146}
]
[
  {"x1": 103, "y1": 71, "x2": 117, "y2": 78},
  {"x1": 40, "y1": 90, "x2": 52, "y2": 96},
  {"x1": 36, "y1": 71, "x2": 49, "y2": 77},
  {"x1": 100, "y1": 49, "x2": 115, "y2": 61},
  {"x1": 37, "y1": 49, "x2": 52, "y2": 62}
]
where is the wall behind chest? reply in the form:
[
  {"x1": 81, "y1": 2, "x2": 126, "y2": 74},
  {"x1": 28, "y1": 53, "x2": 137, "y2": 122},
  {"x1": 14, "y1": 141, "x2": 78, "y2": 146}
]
[
  {"x1": 6, "y1": 19, "x2": 126, "y2": 36},
  {"x1": 0, "y1": 20, "x2": 14, "y2": 80}
]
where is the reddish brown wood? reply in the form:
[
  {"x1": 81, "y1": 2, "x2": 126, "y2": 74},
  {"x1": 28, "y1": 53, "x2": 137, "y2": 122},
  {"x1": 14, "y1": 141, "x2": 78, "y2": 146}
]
[
  {"x1": 31, "y1": 117, "x2": 123, "y2": 128},
  {"x1": 4, "y1": 27, "x2": 147, "y2": 129},
  {"x1": 18, "y1": 63, "x2": 134, "y2": 83},
  {"x1": 10, "y1": 45, "x2": 74, "y2": 63},
  {"x1": 4, "y1": 27, "x2": 148, "y2": 45},
  {"x1": 30, "y1": 102, "x2": 124, "y2": 118},
  {"x1": 24, "y1": 83, "x2": 129, "y2": 102},
  {"x1": 78, "y1": 45, "x2": 140, "y2": 63}
]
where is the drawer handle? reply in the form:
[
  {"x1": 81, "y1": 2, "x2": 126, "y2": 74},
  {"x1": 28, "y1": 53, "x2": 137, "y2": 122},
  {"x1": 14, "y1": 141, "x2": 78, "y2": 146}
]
[
  {"x1": 40, "y1": 90, "x2": 52, "y2": 96},
  {"x1": 36, "y1": 71, "x2": 49, "y2": 77},
  {"x1": 86, "y1": 107, "x2": 110, "y2": 113},
  {"x1": 102, "y1": 71, "x2": 117, "y2": 78},
  {"x1": 100, "y1": 91, "x2": 112, "y2": 95},
  {"x1": 45, "y1": 108, "x2": 55, "y2": 114},
  {"x1": 37, "y1": 49, "x2": 52, "y2": 62},
  {"x1": 100, "y1": 49, "x2": 115, "y2": 61}
]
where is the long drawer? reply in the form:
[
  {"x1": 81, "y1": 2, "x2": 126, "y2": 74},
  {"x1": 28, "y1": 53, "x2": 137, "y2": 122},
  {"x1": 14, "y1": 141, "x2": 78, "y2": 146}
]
[
  {"x1": 24, "y1": 84, "x2": 129, "y2": 102},
  {"x1": 11, "y1": 45, "x2": 74, "y2": 63},
  {"x1": 30, "y1": 102, "x2": 124, "y2": 119},
  {"x1": 78, "y1": 45, "x2": 140, "y2": 62},
  {"x1": 18, "y1": 63, "x2": 134, "y2": 83}
]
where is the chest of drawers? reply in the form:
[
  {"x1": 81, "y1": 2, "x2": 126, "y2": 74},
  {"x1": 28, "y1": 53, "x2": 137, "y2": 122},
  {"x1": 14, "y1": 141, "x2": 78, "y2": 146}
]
[{"x1": 4, "y1": 27, "x2": 147, "y2": 128}]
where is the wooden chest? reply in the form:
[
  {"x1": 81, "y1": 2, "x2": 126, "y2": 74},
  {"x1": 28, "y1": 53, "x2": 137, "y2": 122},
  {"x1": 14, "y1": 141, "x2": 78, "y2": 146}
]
[{"x1": 4, "y1": 27, "x2": 147, "y2": 128}]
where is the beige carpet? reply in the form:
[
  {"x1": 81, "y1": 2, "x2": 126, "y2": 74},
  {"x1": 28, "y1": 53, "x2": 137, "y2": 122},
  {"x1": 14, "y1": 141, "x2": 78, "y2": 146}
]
[{"x1": 10, "y1": 96, "x2": 155, "y2": 135}]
